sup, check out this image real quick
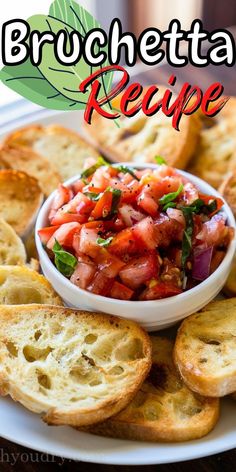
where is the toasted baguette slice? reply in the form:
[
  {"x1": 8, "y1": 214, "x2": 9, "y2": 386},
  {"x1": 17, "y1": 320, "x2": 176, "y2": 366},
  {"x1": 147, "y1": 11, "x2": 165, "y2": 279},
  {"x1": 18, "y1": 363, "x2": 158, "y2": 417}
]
[
  {"x1": 84, "y1": 337, "x2": 219, "y2": 442},
  {"x1": 223, "y1": 256, "x2": 236, "y2": 297},
  {"x1": 0, "y1": 266, "x2": 62, "y2": 305},
  {"x1": 219, "y1": 171, "x2": 236, "y2": 217},
  {"x1": 27, "y1": 258, "x2": 40, "y2": 272},
  {"x1": 0, "y1": 145, "x2": 60, "y2": 197},
  {"x1": 0, "y1": 218, "x2": 26, "y2": 265},
  {"x1": 188, "y1": 97, "x2": 236, "y2": 188},
  {"x1": 0, "y1": 170, "x2": 43, "y2": 237},
  {"x1": 174, "y1": 298, "x2": 236, "y2": 397},
  {"x1": 0, "y1": 305, "x2": 151, "y2": 427},
  {"x1": 83, "y1": 86, "x2": 201, "y2": 169},
  {"x1": 5, "y1": 125, "x2": 99, "y2": 182},
  {"x1": 25, "y1": 231, "x2": 38, "y2": 261}
]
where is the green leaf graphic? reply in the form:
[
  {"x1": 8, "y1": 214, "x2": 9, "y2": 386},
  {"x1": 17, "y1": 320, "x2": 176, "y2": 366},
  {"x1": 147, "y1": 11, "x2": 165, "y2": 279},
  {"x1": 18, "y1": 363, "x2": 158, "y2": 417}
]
[
  {"x1": 0, "y1": 0, "x2": 113, "y2": 111},
  {"x1": 0, "y1": 59, "x2": 81, "y2": 110}
]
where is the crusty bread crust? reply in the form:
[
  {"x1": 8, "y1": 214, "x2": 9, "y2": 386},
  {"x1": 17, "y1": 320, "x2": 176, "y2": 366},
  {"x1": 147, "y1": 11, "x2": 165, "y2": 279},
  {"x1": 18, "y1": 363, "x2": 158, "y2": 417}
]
[
  {"x1": 5, "y1": 124, "x2": 100, "y2": 182},
  {"x1": 174, "y1": 298, "x2": 236, "y2": 397},
  {"x1": 0, "y1": 265, "x2": 63, "y2": 305},
  {"x1": 84, "y1": 86, "x2": 201, "y2": 169},
  {"x1": 219, "y1": 171, "x2": 236, "y2": 217},
  {"x1": 0, "y1": 170, "x2": 43, "y2": 237},
  {"x1": 0, "y1": 145, "x2": 60, "y2": 197},
  {"x1": 84, "y1": 337, "x2": 219, "y2": 442},
  {"x1": 0, "y1": 218, "x2": 26, "y2": 265},
  {"x1": 0, "y1": 305, "x2": 152, "y2": 427},
  {"x1": 188, "y1": 97, "x2": 236, "y2": 188},
  {"x1": 223, "y1": 256, "x2": 236, "y2": 297}
]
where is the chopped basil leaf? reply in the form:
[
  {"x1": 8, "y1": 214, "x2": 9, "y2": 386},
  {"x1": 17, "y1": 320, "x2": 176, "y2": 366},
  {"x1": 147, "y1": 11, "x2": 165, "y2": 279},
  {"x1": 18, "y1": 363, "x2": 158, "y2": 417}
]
[
  {"x1": 84, "y1": 192, "x2": 101, "y2": 201},
  {"x1": 181, "y1": 208, "x2": 194, "y2": 270},
  {"x1": 159, "y1": 184, "x2": 184, "y2": 206},
  {"x1": 111, "y1": 188, "x2": 122, "y2": 216},
  {"x1": 53, "y1": 240, "x2": 77, "y2": 278},
  {"x1": 163, "y1": 202, "x2": 177, "y2": 211},
  {"x1": 155, "y1": 155, "x2": 167, "y2": 165},
  {"x1": 179, "y1": 198, "x2": 217, "y2": 215},
  {"x1": 181, "y1": 229, "x2": 193, "y2": 268},
  {"x1": 203, "y1": 199, "x2": 217, "y2": 214},
  {"x1": 106, "y1": 187, "x2": 122, "y2": 217},
  {"x1": 96, "y1": 236, "x2": 113, "y2": 247},
  {"x1": 80, "y1": 156, "x2": 110, "y2": 179},
  {"x1": 116, "y1": 165, "x2": 140, "y2": 181}
]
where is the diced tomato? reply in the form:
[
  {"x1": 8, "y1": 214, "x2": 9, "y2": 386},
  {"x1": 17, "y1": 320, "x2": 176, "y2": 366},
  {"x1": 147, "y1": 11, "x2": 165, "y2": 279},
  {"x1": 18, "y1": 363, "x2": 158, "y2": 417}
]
[
  {"x1": 51, "y1": 184, "x2": 72, "y2": 211},
  {"x1": 139, "y1": 282, "x2": 182, "y2": 300},
  {"x1": 119, "y1": 253, "x2": 159, "y2": 289},
  {"x1": 49, "y1": 184, "x2": 73, "y2": 222},
  {"x1": 50, "y1": 193, "x2": 94, "y2": 225},
  {"x1": 79, "y1": 226, "x2": 100, "y2": 258},
  {"x1": 72, "y1": 232, "x2": 81, "y2": 254},
  {"x1": 73, "y1": 179, "x2": 85, "y2": 194},
  {"x1": 91, "y1": 191, "x2": 112, "y2": 219},
  {"x1": 103, "y1": 217, "x2": 125, "y2": 232},
  {"x1": 132, "y1": 217, "x2": 157, "y2": 250},
  {"x1": 90, "y1": 167, "x2": 110, "y2": 190},
  {"x1": 84, "y1": 221, "x2": 104, "y2": 230},
  {"x1": 74, "y1": 193, "x2": 95, "y2": 215},
  {"x1": 154, "y1": 213, "x2": 184, "y2": 247},
  {"x1": 70, "y1": 261, "x2": 96, "y2": 289},
  {"x1": 119, "y1": 204, "x2": 145, "y2": 227},
  {"x1": 137, "y1": 189, "x2": 159, "y2": 216},
  {"x1": 47, "y1": 222, "x2": 81, "y2": 250},
  {"x1": 109, "y1": 227, "x2": 137, "y2": 257},
  {"x1": 166, "y1": 208, "x2": 185, "y2": 227},
  {"x1": 82, "y1": 185, "x2": 103, "y2": 194},
  {"x1": 50, "y1": 210, "x2": 86, "y2": 225},
  {"x1": 110, "y1": 281, "x2": 134, "y2": 300},
  {"x1": 148, "y1": 176, "x2": 182, "y2": 200},
  {"x1": 94, "y1": 250, "x2": 125, "y2": 277},
  {"x1": 119, "y1": 172, "x2": 134, "y2": 185},
  {"x1": 153, "y1": 165, "x2": 177, "y2": 179},
  {"x1": 38, "y1": 225, "x2": 60, "y2": 245},
  {"x1": 119, "y1": 180, "x2": 140, "y2": 203},
  {"x1": 87, "y1": 271, "x2": 114, "y2": 296},
  {"x1": 199, "y1": 193, "x2": 224, "y2": 216}
]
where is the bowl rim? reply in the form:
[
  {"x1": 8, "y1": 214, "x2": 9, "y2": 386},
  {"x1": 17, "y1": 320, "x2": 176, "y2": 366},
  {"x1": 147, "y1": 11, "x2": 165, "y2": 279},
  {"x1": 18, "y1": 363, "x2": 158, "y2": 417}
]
[{"x1": 35, "y1": 163, "x2": 236, "y2": 307}]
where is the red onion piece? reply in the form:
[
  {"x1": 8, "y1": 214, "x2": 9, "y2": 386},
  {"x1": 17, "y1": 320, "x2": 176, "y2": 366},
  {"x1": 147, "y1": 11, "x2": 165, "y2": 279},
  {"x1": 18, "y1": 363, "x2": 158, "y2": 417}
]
[{"x1": 192, "y1": 246, "x2": 213, "y2": 281}]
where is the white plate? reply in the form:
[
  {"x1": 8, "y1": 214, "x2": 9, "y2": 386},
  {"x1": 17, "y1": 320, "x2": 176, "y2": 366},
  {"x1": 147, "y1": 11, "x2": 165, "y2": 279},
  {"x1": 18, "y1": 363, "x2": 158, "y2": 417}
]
[{"x1": 0, "y1": 106, "x2": 236, "y2": 465}]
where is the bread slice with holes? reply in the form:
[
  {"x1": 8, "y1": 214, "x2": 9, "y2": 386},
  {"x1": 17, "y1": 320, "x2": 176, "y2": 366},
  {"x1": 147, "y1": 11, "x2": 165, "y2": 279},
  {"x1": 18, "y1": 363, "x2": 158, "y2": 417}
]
[
  {"x1": 0, "y1": 305, "x2": 151, "y2": 427},
  {"x1": 188, "y1": 97, "x2": 236, "y2": 188},
  {"x1": 0, "y1": 144, "x2": 60, "y2": 197},
  {"x1": 174, "y1": 298, "x2": 236, "y2": 397},
  {"x1": 0, "y1": 266, "x2": 62, "y2": 305},
  {"x1": 83, "y1": 86, "x2": 201, "y2": 168},
  {"x1": 0, "y1": 170, "x2": 43, "y2": 237},
  {"x1": 5, "y1": 124, "x2": 100, "y2": 182},
  {"x1": 0, "y1": 218, "x2": 26, "y2": 265},
  {"x1": 223, "y1": 255, "x2": 236, "y2": 297},
  {"x1": 219, "y1": 170, "x2": 236, "y2": 217},
  {"x1": 84, "y1": 337, "x2": 219, "y2": 442}
]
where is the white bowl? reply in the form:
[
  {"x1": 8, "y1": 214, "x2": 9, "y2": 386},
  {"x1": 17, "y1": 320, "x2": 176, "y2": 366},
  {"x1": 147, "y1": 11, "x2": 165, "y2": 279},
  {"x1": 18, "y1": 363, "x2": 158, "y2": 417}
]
[{"x1": 35, "y1": 164, "x2": 236, "y2": 331}]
